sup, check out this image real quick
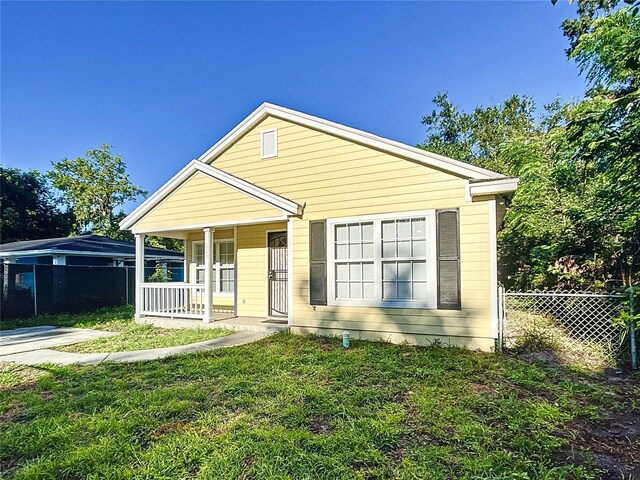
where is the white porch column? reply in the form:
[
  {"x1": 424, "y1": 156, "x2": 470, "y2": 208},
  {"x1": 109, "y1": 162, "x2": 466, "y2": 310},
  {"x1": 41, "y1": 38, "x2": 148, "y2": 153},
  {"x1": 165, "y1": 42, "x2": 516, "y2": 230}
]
[
  {"x1": 135, "y1": 234, "x2": 145, "y2": 319},
  {"x1": 183, "y1": 239, "x2": 188, "y2": 282},
  {"x1": 203, "y1": 227, "x2": 214, "y2": 323},
  {"x1": 287, "y1": 217, "x2": 294, "y2": 325},
  {"x1": 233, "y1": 226, "x2": 238, "y2": 317}
]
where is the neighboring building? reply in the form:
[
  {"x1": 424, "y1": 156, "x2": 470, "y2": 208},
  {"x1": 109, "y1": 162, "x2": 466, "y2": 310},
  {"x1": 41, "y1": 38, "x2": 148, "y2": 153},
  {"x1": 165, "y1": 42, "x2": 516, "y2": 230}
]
[
  {"x1": 0, "y1": 235, "x2": 184, "y2": 280},
  {"x1": 120, "y1": 103, "x2": 518, "y2": 350}
]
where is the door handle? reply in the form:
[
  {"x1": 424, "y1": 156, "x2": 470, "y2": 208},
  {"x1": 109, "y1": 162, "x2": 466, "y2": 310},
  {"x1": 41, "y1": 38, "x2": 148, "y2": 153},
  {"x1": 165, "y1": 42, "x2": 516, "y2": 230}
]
[{"x1": 268, "y1": 270, "x2": 275, "y2": 280}]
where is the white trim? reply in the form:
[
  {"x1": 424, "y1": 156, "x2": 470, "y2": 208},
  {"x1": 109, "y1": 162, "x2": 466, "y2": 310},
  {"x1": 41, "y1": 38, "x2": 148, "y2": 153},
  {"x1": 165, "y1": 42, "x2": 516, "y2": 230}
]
[
  {"x1": 120, "y1": 160, "x2": 301, "y2": 230},
  {"x1": 203, "y1": 228, "x2": 213, "y2": 323},
  {"x1": 287, "y1": 217, "x2": 294, "y2": 326},
  {"x1": 489, "y1": 198, "x2": 499, "y2": 339},
  {"x1": 131, "y1": 216, "x2": 288, "y2": 235},
  {"x1": 233, "y1": 226, "x2": 238, "y2": 317},
  {"x1": 198, "y1": 103, "x2": 504, "y2": 180},
  {"x1": 261, "y1": 128, "x2": 278, "y2": 159},
  {"x1": 326, "y1": 210, "x2": 437, "y2": 309},
  {"x1": 467, "y1": 177, "x2": 519, "y2": 200}
]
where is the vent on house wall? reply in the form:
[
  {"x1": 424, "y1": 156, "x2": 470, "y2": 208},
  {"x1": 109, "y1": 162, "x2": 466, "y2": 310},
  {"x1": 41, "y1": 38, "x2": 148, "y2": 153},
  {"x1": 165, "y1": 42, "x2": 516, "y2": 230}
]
[{"x1": 261, "y1": 129, "x2": 278, "y2": 158}]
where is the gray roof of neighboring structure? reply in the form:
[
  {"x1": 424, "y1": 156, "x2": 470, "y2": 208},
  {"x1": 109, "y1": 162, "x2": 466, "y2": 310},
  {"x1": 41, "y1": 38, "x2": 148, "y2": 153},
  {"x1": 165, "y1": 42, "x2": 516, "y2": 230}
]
[{"x1": 0, "y1": 235, "x2": 183, "y2": 260}]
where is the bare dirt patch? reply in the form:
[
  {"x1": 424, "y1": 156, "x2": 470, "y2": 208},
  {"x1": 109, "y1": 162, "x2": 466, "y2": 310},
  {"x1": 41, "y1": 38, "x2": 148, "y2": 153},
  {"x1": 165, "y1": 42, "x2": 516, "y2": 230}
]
[
  {"x1": 308, "y1": 415, "x2": 334, "y2": 435},
  {"x1": 562, "y1": 410, "x2": 640, "y2": 479}
]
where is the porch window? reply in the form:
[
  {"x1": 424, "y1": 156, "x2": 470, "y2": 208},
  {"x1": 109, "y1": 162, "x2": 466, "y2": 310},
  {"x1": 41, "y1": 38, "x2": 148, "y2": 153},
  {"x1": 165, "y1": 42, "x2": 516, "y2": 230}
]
[
  {"x1": 328, "y1": 211, "x2": 437, "y2": 309},
  {"x1": 194, "y1": 242, "x2": 206, "y2": 284},
  {"x1": 192, "y1": 240, "x2": 235, "y2": 295},
  {"x1": 218, "y1": 241, "x2": 235, "y2": 294}
]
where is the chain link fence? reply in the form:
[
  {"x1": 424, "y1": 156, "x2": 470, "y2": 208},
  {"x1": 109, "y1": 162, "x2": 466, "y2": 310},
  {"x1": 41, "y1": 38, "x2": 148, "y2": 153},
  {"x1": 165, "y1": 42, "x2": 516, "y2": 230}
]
[{"x1": 498, "y1": 288, "x2": 634, "y2": 367}]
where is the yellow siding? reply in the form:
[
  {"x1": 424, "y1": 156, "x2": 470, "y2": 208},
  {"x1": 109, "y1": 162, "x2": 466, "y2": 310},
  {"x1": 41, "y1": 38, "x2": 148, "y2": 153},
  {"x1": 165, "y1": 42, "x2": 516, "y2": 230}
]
[
  {"x1": 210, "y1": 115, "x2": 495, "y2": 349},
  {"x1": 212, "y1": 116, "x2": 470, "y2": 217},
  {"x1": 289, "y1": 203, "x2": 493, "y2": 348},
  {"x1": 134, "y1": 172, "x2": 283, "y2": 232},
  {"x1": 236, "y1": 222, "x2": 287, "y2": 317}
]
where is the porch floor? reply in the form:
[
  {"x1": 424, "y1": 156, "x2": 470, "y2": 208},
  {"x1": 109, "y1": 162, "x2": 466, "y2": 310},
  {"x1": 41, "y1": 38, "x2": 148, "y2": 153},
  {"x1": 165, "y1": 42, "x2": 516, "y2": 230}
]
[{"x1": 137, "y1": 314, "x2": 289, "y2": 334}]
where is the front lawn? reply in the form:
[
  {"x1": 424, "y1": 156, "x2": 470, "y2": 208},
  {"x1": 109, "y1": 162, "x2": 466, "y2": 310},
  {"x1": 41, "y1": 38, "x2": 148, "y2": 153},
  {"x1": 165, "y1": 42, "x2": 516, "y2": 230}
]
[
  {"x1": 1, "y1": 332, "x2": 638, "y2": 479},
  {"x1": 1, "y1": 306, "x2": 232, "y2": 354}
]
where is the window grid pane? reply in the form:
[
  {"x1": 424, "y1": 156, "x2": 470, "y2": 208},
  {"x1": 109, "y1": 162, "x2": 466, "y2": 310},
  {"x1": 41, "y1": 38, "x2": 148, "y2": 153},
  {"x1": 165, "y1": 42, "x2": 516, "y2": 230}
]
[
  {"x1": 381, "y1": 218, "x2": 427, "y2": 259},
  {"x1": 195, "y1": 268, "x2": 205, "y2": 284},
  {"x1": 335, "y1": 262, "x2": 374, "y2": 300},
  {"x1": 219, "y1": 242, "x2": 235, "y2": 265},
  {"x1": 381, "y1": 260, "x2": 427, "y2": 301},
  {"x1": 220, "y1": 268, "x2": 235, "y2": 293},
  {"x1": 194, "y1": 244, "x2": 204, "y2": 266},
  {"x1": 335, "y1": 222, "x2": 374, "y2": 260}
]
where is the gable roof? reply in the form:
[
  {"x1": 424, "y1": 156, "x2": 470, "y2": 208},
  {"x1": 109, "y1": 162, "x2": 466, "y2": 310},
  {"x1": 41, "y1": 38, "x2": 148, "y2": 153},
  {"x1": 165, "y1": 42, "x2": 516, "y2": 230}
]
[
  {"x1": 120, "y1": 160, "x2": 301, "y2": 231},
  {"x1": 199, "y1": 102, "x2": 505, "y2": 181},
  {"x1": 0, "y1": 235, "x2": 183, "y2": 259}
]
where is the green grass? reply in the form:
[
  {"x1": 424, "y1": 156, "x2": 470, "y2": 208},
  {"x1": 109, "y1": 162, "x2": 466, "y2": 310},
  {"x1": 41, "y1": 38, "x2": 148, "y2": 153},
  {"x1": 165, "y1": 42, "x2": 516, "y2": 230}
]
[
  {"x1": 56, "y1": 324, "x2": 233, "y2": 354},
  {"x1": 1, "y1": 305, "x2": 139, "y2": 331},
  {"x1": 1, "y1": 306, "x2": 232, "y2": 354},
  {"x1": 1, "y1": 330, "x2": 638, "y2": 479}
]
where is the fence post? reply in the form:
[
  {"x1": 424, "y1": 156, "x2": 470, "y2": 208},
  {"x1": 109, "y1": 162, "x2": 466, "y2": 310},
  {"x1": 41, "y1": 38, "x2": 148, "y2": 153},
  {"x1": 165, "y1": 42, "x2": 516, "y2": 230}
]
[
  {"x1": 125, "y1": 267, "x2": 129, "y2": 305},
  {"x1": 32, "y1": 265, "x2": 38, "y2": 317},
  {"x1": 497, "y1": 285, "x2": 504, "y2": 353},
  {"x1": 628, "y1": 286, "x2": 637, "y2": 370}
]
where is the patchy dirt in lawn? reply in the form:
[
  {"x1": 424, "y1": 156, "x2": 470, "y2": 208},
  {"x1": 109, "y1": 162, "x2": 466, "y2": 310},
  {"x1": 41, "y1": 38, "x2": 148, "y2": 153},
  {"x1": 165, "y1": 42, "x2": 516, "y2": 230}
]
[
  {"x1": 0, "y1": 363, "x2": 48, "y2": 390},
  {"x1": 308, "y1": 415, "x2": 334, "y2": 435},
  {"x1": 560, "y1": 373, "x2": 640, "y2": 479},
  {"x1": 562, "y1": 410, "x2": 640, "y2": 479},
  {"x1": 512, "y1": 349, "x2": 640, "y2": 477}
]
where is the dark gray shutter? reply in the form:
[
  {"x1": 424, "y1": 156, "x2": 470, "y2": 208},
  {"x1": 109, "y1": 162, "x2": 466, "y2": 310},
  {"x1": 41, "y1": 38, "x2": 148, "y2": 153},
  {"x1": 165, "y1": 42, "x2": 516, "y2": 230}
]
[
  {"x1": 309, "y1": 220, "x2": 327, "y2": 305},
  {"x1": 436, "y1": 209, "x2": 461, "y2": 309}
]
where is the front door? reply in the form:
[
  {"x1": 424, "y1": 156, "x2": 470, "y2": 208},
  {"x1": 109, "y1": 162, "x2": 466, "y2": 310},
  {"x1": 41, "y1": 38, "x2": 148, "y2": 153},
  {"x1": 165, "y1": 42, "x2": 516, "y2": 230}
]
[{"x1": 267, "y1": 231, "x2": 288, "y2": 317}]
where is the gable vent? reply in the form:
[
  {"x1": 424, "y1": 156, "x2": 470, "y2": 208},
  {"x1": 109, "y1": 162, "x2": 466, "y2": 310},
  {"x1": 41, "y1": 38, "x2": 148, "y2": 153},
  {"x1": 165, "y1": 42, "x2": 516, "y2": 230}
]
[{"x1": 261, "y1": 129, "x2": 278, "y2": 158}]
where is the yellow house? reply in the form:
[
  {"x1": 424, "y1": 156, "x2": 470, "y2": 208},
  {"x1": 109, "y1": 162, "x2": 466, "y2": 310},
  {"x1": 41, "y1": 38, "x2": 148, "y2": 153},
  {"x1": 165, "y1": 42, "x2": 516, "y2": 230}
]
[{"x1": 120, "y1": 103, "x2": 518, "y2": 350}]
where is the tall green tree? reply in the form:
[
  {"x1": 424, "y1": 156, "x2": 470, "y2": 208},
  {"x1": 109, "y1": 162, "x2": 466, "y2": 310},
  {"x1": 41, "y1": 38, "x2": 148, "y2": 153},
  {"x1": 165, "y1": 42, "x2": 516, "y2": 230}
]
[
  {"x1": 420, "y1": 93, "x2": 537, "y2": 175},
  {"x1": 418, "y1": 1, "x2": 640, "y2": 289},
  {"x1": 49, "y1": 144, "x2": 147, "y2": 239},
  {"x1": 561, "y1": 3, "x2": 640, "y2": 287},
  {"x1": 0, "y1": 167, "x2": 74, "y2": 243}
]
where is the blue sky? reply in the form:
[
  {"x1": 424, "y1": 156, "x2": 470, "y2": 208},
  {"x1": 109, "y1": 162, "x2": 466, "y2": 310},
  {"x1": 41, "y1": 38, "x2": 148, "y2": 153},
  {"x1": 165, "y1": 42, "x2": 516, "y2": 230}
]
[{"x1": 2, "y1": 1, "x2": 585, "y2": 213}]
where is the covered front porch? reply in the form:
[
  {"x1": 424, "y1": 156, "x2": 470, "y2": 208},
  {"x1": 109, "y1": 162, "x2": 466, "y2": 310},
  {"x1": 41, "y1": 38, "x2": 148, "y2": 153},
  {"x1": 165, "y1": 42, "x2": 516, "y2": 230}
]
[
  {"x1": 120, "y1": 160, "x2": 302, "y2": 327},
  {"x1": 133, "y1": 219, "x2": 293, "y2": 326}
]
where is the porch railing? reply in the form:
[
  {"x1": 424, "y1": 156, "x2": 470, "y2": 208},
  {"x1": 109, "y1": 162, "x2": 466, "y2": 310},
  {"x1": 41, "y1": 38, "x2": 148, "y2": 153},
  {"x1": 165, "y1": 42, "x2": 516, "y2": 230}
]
[{"x1": 140, "y1": 282, "x2": 205, "y2": 319}]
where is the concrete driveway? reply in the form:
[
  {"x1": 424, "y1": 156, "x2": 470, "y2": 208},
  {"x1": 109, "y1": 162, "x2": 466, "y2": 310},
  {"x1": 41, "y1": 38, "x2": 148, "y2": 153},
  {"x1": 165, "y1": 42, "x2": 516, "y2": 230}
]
[{"x1": 0, "y1": 326, "x2": 118, "y2": 356}]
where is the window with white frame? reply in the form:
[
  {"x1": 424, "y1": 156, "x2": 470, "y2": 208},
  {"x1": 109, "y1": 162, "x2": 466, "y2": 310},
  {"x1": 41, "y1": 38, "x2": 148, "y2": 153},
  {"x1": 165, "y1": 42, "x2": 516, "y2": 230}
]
[
  {"x1": 328, "y1": 212, "x2": 436, "y2": 308},
  {"x1": 192, "y1": 240, "x2": 235, "y2": 295}
]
